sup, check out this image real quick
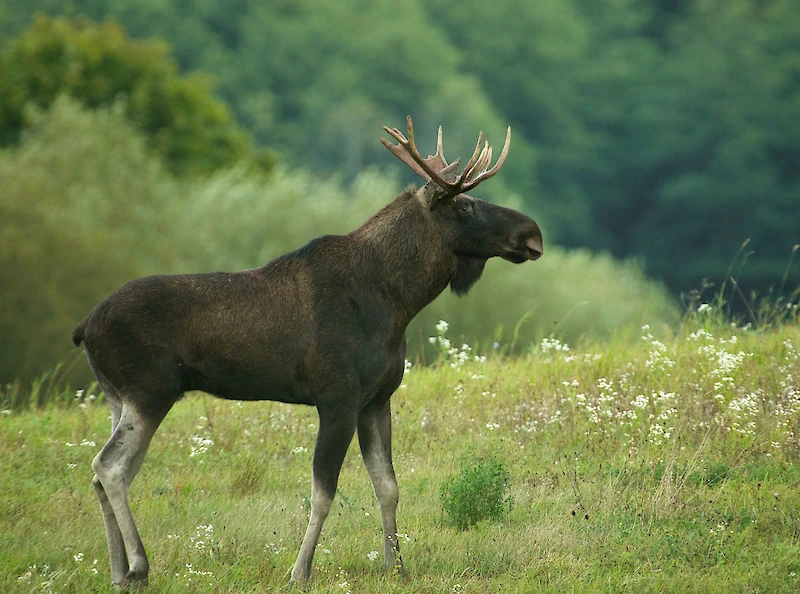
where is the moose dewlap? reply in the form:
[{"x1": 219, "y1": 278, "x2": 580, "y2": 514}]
[{"x1": 73, "y1": 116, "x2": 542, "y2": 587}]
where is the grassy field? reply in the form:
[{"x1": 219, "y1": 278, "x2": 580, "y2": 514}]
[{"x1": 2, "y1": 315, "x2": 800, "y2": 593}]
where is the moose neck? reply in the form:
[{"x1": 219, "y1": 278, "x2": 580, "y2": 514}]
[{"x1": 350, "y1": 189, "x2": 456, "y2": 326}]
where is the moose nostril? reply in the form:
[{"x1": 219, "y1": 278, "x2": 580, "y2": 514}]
[{"x1": 525, "y1": 236, "x2": 543, "y2": 260}]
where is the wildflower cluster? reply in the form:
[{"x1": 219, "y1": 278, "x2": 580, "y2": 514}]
[
  {"x1": 65, "y1": 438, "x2": 97, "y2": 470},
  {"x1": 774, "y1": 339, "x2": 800, "y2": 442},
  {"x1": 429, "y1": 320, "x2": 487, "y2": 368},
  {"x1": 497, "y1": 324, "x2": 800, "y2": 458},
  {"x1": 539, "y1": 337, "x2": 585, "y2": 363},
  {"x1": 74, "y1": 388, "x2": 98, "y2": 409},
  {"x1": 540, "y1": 337, "x2": 570, "y2": 354},
  {"x1": 172, "y1": 523, "x2": 217, "y2": 584},
  {"x1": 642, "y1": 325, "x2": 675, "y2": 372},
  {"x1": 189, "y1": 416, "x2": 214, "y2": 460},
  {"x1": 336, "y1": 567, "x2": 352, "y2": 594},
  {"x1": 189, "y1": 524, "x2": 215, "y2": 556}
]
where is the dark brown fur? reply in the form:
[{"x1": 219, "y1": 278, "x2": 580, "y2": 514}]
[{"x1": 76, "y1": 157, "x2": 542, "y2": 587}]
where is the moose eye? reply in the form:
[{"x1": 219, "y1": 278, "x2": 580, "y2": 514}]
[{"x1": 457, "y1": 202, "x2": 472, "y2": 214}]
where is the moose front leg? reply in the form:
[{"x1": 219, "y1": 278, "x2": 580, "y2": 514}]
[
  {"x1": 291, "y1": 407, "x2": 359, "y2": 582},
  {"x1": 358, "y1": 401, "x2": 405, "y2": 576}
]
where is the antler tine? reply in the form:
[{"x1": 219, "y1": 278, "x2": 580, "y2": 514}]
[
  {"x1": 459, "y1": 131, "x2": 485, "y2": 184},
  {"x1": 382, "y1": 125, "x2": 408, "y2": 145},
  {"x1": 383, "y1": 116, "x2": 461, "y2": 192},
  {"x1": 482, "y1": 145, "x2": 494, "y2": 173},
  {"x1": 436, "y1": 126, "x2": 444, "y2": 160},
  {"x1": 424, "y1": 125, "x2": 449, "y2": 170},
  {"x1": 471, "y1": 145, "x2": 493, "y2": 182},
  {"x1": 405, "y1": 115, "x2": 416, "y2": 152},
  {"x1": 460, "y1": 126, "x2": 511, "y2": 193},
  {"x1": 462, "y1": 141, "x2": 491, "y2": 183},
  {"x1": 381, "y1": 127, "x2": 433, "y2": 182}
]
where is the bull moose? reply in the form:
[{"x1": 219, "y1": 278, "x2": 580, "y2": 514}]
[{"x1": 72, "y1": 116, "x2": 543, "y2": 587}]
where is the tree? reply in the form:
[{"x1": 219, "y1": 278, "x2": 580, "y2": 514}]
[
  {"x1": 570, "y1": 0, "x2": 800, "y2": 296},
  {"x1": 0, "y1": 98, "x2": 180, "y2": 382},
  {"x1": 0, "y1": 14, "x2": 270, "y2": 175},
  {"x1": 427, "y1": 0, "x2": 800, "y2": 296}
]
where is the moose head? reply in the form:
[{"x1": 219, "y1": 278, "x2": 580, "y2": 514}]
[{"x1": 379, "y1": 116, "x2": 542, "y2": 295}]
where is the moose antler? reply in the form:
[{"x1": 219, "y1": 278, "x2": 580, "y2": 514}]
[{"x1": 381, "y1": 115, "x2": 511, "y2": 195}]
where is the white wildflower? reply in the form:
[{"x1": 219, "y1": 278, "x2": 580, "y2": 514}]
[{"x1": 189, "y1": 435, "x2": 214, "y2": 458}]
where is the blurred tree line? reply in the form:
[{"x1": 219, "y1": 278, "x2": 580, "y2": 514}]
[
  {"x1": 2, "y1": 0, "x2": 797, "y2": 295},
  {"x1": 0, "y1": 1, "x2": 797, "y2": 382}
]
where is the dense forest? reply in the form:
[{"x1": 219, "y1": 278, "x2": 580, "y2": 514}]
[{"x1": 1, "y1": 0, "x2": 798, "y2": 382}]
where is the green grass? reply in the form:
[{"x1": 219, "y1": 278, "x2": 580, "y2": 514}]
[{"x1": 2, "y1": 316, "x2": 800, "y2": 593}]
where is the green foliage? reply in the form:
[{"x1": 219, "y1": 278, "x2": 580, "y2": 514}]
[
  {"x1": 0, "y1": 2, "x2": 530, "y2": 189},
  {"x1": 0, "y1": 97, "x2": 178, "y2": 382},
  {"x1": 427, "y1": 0, "x2": 800, "y2": 296},
  {"x1": 440, "y1": 451, "x2": 512, "y2": 530},
  {"x1": 574, "y1": 0, "x2": 800, "y2": 296},
  {"x1": 0, "y1": 97, "x2": 678, "y2": 383},
  {"x1": 2, "y1": 1, "x2": 798, "y2": 295},
  {"x1": 0, "y1": 14, "x2": 269, "y2": 175}
]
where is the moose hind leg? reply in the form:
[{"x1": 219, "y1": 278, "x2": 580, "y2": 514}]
[
  {"x1": 290, "y1": 408, "x2": 359, "y2": 582},
  {"x1": 92, "y1": 384, "x2": 130, "y2": 582},
  {"x1": 92, "y1": 403, "x2": 166, "y2": 587},
  {"x1": 358, "y1": 401, "x2": 405, "y2": 576},
  {"x1": 93, "y1": 473, "x2": 129, "y2": 584}
]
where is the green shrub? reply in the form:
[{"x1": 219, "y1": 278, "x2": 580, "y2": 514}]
[{"x1": 440, "y1": 451, "x2": 512, "y2": 530}]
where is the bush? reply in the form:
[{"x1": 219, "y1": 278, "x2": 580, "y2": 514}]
[{"x1": 441, "y1": 451, "x2": 512, "y2": 530}]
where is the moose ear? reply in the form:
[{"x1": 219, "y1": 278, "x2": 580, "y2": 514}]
[{"x1": 416, "y1": 159, "x2": 460, "y2": 208}]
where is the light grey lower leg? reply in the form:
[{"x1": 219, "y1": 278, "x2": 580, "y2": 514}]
[
  {"x1": 358, "y1": 402, "x2": 404, "y2": 575},
  {"x1": 290, "y1": 409, "x2": 358, "y2": 582},
  {"x1": 93, "y1": 387, "x2": 128, "y2": 582},
  {"x1": 92, "y1": 405, "x2": 162, "y2": 586},
  {"x1": 93, "y1": 475, "x2": 129, "y2": 583},
  {"x1": 290, "y1": 476, "x2": 334, "y2": 582}
]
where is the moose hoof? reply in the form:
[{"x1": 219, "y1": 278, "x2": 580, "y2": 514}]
[
  {"x1": 284, "y1": 577, "x2": 311, "y2": 591},
  {"x1": 113, "y1": 571, "x2": 148, "y2": 590}
]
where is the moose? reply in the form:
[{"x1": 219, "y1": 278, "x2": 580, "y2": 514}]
[{"x1": 72, "y1": 116, "x2": 543, "y2": 588}]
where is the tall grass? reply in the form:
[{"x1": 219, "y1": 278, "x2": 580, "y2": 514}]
[{"x1": 2, "y1": 313, "x2": 799, "y2": 592}]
